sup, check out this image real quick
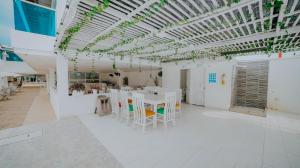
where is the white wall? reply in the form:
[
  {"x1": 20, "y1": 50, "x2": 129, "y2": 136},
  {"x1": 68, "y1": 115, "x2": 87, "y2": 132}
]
[
  {"x1": 0, "y1": 61, "x2": 36, "y2": 74},
  {"x1": 11, "y1": 30, "x2": 55, "y2": 52},
  {"x1": 124, "y1": 70, "x2": 162, "y2": 87},
  {"x1": 161, "y1": 54, "x2": 300, "y2": 113},
  {"x1": 100, "y1": 72, "x2": 123, "y2": 88},
  {"x1": 204, "y1": 62, "x2": 234, "y2": 110},
  {"x1": 162, "y1": 61, "x2": 234, "y2": 110},
  {"x1": 58, "y1": 94, "x2": 98, "y2": 118},
  {"x1": 267, "y1": 58, "x2": 300, "y2": 114},
  {"x1": 0, "y1": 77, "x2": 8, "y2": 88},
  {"x1": 162, "y1": 66, "x2": 180, "y2": 90},
  {"x1": 100, "y1": 70, "x2": 162, "y2": 87}
]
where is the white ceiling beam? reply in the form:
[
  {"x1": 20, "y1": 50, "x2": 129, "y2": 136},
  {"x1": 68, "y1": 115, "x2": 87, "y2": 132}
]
[
  {"x1": 179, "y1": 14, "x2": 270, "y2": 43},
  {"x1": 178, "y1": 0, "x2": 197, "y2": 16},
  {"x1": 293, "y1": 15, "x2": 300, "y2": 27},
  {"x1": 238, "y1": 8, "x2": 251, "y2": 34},
  {"x1": 137, "y1": 26, "x2": 300, "y2": 58},
  {"x1": 160, "y1": 0, "x2": 259, "y2": 33},
  {"x1": 84, "y1": 0, "x2": 159, "y2": 45},
  {"x1": 111, "y1": 0, "x2": 259, "y2": 52},
  {"x1": 210, "y1": 0, "x2": 220, "y2": 9},
  {"x1": 64, "y1": 49, "x2": 161, "y2": 67},
  {"x1": 258, "y1": 0, "x2": 265, "y2": 32},
  {"x1": 276, "y1": 0, "x2": 288, "y2": 32},
  {"x1": 182, "y1": 26, "x2": 300, "y2": 53},
  {"x1": 163, "y1": 4, "x2": 186, "y2": 21},
  {"x1": 290, "y1": 0, "x2": 298, "y2": 13},
  {"x1": 54, "y1": 0, "x2": 80, "y2": 49},
  {"x1": 199, "y1": 0, "x2": 213, "y2": 11}
]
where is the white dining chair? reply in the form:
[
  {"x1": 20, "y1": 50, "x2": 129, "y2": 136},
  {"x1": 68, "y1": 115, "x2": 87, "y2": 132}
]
[
  {"x1": 119, "y1": 91, "x2": 134, "y2": 124},
  {"x1": 143, "y1": 86, "x2": 155, "y2": 94},
  {"x1": 109, "y1": 89, "x2": 120, "y2": 118},
  {"x1": 121, "y1": 86, "x2": 132, "y2": 92},
  {"x1": 176, "y1": 89, "x2": 182, "y2": 118},
  {"x1": 132, "y1": 92, "x2": 156, "y2": 133},
  {"x1": 157, "y1": 92, "x2": 176, "y2": 128}
]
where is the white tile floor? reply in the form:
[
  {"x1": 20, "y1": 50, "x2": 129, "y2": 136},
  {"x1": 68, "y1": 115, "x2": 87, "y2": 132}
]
[
  {"x1": 0, "y1": 117, "x2": 122, "y2": 168},
  {"x1": 79, "y1": 104, "x2": 300, "y2": 168}
]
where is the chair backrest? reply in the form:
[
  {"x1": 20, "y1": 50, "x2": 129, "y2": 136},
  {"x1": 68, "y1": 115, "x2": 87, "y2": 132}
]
[
  {"x1": 164, "y1": 92, "x2": 177, "y2": 122},
  {"x1": 176, "y1": 89, "x2": 182, "y2": 105},
  {"x1": 109, "y1": 89, "x2": 119, "y2": 114},
  {"x1": 144, "y1": 86, "x2": 158, "y2": 94},
  {"x1": 119, "y1": 91, "x2": 129, "y2": 114},
  {"x1": 121, "y1": 86, "x2": 132, "y2": 92},
  {"x1": 132, "y1": 92, "x2": 146, "y2": 125}
]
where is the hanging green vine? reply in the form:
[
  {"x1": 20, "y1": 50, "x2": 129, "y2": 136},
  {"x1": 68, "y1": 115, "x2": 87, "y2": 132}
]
[
  {"x1": 226, "y1": 0, "x2": 241, "y2": 7},
  {"x1": 82, "y1": 0, "x2": 168, "y2": 52},
  {"x1": 70, "y1": 52, "x2": 79, "y2": 71},
  {"x1": 263, "y1": 0, "x2": 289, "y2": 54},
  {"x1": 59, "y1": 0, "x2": 110, "y2": 51}
]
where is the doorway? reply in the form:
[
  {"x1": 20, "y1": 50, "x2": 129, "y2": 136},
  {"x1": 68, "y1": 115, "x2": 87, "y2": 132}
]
[
  {"x1": 186, "y1": 68, "x2": 205, "y2": 106},
  {"x1": 231, "y1": 60, "x2": 269, "y2": 116},
  {"x1": 180, "y1": 69, "x2": 188, "y2": 102}
]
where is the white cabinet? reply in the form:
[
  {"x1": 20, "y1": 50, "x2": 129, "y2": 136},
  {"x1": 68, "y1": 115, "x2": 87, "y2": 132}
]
[{"x1": 187, "y1": 67, "x2": 205, "y2": 106}]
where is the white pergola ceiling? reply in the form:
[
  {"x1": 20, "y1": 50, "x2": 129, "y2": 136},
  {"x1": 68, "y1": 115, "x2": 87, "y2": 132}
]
[{"x1": 56, "y1": 0, "x2": 300, "y2": 63}]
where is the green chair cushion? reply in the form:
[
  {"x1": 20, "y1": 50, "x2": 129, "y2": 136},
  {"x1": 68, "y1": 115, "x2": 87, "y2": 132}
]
[
  {"x1": 129, "y1": 104, "x2": 133, "y2": 112},
  {"x1": 157, "y1": 108, "x2": 164, "y2": 114}
]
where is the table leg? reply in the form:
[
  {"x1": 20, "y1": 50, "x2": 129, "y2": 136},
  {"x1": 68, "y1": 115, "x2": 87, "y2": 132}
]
[{"x1": 153, "y1": 104, "x2": 157, "y2": 128}]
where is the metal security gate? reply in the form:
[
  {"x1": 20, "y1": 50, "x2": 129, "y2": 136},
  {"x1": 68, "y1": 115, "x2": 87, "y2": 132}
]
[{"x1": 231, "y1": 60, "x2": 269, "y2": 116}]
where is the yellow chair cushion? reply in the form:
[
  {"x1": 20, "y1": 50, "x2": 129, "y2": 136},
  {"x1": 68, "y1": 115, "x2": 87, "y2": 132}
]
[
  {"x1": 145, "y1": 109, "x2": 155, "y2": 117},
  {"x1": 176, "y1": 102, "x2": 180, "y2": 108}
]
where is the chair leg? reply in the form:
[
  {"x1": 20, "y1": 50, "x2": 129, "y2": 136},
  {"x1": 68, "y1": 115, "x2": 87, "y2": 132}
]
[
  {"x1": 164, "y1": 117, "x2": 167, "y2": 128},
  {"x1": 172, "y1": 118, "x2": 176, "y2": 126},
  {"x1": 142, "y1": 124, "x2": 146, "y2": 133},
  {"x1": 152, "y1": 117, "x2": 156, "y2": 128},
  {"x1": 127, "y1": 114, "x2": 130, "y2": 125},
  {"x1": 180, "y1": 109, "x2": 182, "y2": 118},
  {"x1": 132, "y1": 122, "x2": 136, "y2": 128}
]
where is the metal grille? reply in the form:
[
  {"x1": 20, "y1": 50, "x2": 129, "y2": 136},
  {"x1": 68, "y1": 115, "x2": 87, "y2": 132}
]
[{"x1": 232, "y1": 60, "x2": 269, "y2": 109}]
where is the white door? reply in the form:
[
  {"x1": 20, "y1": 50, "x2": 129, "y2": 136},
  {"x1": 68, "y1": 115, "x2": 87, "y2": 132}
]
[{"x1": 189, "y1": 68, "x2": 205, "y2": 106}]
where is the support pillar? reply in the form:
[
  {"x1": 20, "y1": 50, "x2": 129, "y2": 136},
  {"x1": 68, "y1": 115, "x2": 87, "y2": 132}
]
[
  {"x1": 55, "y1": 54, "x2": 69, "y2": 118},
  {"x1": 56, "y1": 54, "x2": 69, "y2": 97}
]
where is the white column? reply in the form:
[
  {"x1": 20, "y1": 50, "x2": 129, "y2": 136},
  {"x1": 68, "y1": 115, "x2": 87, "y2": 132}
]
[
  {"x1": 45, "y1": 73, "x2": 50, "y2": 93},
  {"x1": 55, "y1": 54, "x2": 69, "y2": 118},
  {"x1": 48, "y1": 68, "x2": 55, "y2": 91},
  {"x1": 0, "y1": 77, "x2": 3, "y2": 88},
  {"x1": 56, "y1": 54, "x2": 69, "y2": 97}
]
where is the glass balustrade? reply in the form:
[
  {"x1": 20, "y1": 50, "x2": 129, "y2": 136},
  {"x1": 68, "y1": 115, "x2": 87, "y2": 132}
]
[
  {"x1": 0, "y1": 50, "x2": 23, "y2": 62},
  {"x1": 14, "y1": 0, "x2": 56, "y2": 37}
]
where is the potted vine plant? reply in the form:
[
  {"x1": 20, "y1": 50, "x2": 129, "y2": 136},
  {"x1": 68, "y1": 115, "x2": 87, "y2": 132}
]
[{"x1": 70, "y1": 83, "x2": 85, "y2": 96}]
